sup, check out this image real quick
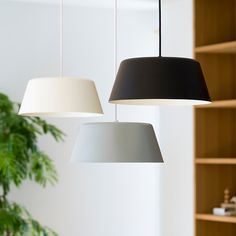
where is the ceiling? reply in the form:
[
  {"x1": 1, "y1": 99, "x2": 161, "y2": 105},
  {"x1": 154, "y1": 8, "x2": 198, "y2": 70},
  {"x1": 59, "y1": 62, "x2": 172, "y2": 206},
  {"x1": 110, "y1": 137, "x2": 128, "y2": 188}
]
[{"x1": 8, "y1": 0, "x2": 158, "y2": 9}]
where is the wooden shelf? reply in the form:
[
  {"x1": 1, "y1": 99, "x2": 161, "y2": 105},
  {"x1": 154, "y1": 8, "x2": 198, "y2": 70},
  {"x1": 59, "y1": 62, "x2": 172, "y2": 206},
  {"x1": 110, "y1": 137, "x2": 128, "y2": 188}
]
[
  {"x1": 195, "y1": 41, "x2": 236, "y2": 53},
  {"x1": 196, "y1": 158, "x2": 236, "y2": 165},
  {"x1": 196, "y1": 99, "x2": 236, "y2": 108},
  {"x1": 196, "y1": 214, "x2": 236, "y2": 224}
]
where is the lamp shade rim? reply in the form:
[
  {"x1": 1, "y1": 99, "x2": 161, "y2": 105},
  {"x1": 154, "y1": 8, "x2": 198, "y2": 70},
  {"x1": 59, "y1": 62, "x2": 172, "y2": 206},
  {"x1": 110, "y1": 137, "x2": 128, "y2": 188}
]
[
  {"x1": 28, "y1": 76, "x2": 94, "y2": 83},
  {"x1": 18, "y1": 112, "x2": 104, "y2": 117},
  {"x1": 121, "y1": 56, "x2": 199, "y2": 64},
  {"x1": 109, "y1": 99, "x2": 211, "y2": 106},
  {"x1": 81, "y1": 121, "x2": 153, "y2": 126}
]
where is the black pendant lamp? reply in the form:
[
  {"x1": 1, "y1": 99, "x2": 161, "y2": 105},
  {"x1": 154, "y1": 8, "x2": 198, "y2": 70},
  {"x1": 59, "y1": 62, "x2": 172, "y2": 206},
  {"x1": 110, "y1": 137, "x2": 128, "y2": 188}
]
[{"x1": 109, "y1": 0, "x2": 211, "y2": 105}]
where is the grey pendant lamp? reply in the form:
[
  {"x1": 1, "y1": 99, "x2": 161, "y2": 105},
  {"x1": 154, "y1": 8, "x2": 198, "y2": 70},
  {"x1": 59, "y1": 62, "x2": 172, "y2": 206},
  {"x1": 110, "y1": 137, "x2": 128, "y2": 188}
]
[
  {"x1": 71, "y1": 0, "x2": 163, "y2": 163},
  {"x1": 19, "y1": 0, "x2": 103, "y2": 117},
  {"x1": 71, "y1": 122, "x2": 163, "y2": 163},
  {"x1": 109, "y1": 0, "x2": 211, "y2": 106}
]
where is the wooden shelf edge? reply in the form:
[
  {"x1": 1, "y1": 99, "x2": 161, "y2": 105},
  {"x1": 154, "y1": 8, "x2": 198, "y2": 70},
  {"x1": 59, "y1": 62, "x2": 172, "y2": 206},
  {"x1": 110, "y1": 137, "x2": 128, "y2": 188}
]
[
  {"x1": 196, "y1": 214, "x2": 236, "y2": 224},
  {"x1": 196, "y1": 99, "x2": 236, "y2": 108},
  {"x1": 195, "y1": 41, "x2": 236, "y2": 53},
  {"x1": 195, "y1": 158, "x2": 236, "y2": 165}
]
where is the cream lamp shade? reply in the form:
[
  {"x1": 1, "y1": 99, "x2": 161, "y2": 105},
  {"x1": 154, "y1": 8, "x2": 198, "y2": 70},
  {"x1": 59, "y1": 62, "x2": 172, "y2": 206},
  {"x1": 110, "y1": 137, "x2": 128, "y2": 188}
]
[
  {"x1": 71, "y1": 122, "x2": 163, "y2": 162},
  {"x1": 19, "y1": 77, "x2": 103, "y2": 117}
]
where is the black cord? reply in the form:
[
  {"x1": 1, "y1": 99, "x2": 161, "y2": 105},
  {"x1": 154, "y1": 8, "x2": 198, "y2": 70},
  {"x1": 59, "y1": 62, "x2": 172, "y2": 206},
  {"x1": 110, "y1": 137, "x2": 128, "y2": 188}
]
[{"x1": 159, "y1": 0, "x2": 162, "y2": 57}]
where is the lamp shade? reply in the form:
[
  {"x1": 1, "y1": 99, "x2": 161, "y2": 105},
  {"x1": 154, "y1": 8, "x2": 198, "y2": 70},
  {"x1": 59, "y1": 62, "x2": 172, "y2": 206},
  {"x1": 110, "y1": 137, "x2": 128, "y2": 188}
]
[
  {"x1": 71, "y1": 122, "x2": 163, "y2": 163},
  {"x1": 109, "y1": 57, "x2": 211, "y2": 105},
  {"x1": 19, "y1": 77, "x2": 103, "y2": 117}
]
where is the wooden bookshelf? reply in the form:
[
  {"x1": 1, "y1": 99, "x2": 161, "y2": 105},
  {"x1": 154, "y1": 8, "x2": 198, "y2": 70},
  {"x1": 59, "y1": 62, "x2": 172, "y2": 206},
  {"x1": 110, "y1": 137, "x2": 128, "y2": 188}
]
[{"x1": 194, "y1": 0, "x2": 236, "y2": 235}]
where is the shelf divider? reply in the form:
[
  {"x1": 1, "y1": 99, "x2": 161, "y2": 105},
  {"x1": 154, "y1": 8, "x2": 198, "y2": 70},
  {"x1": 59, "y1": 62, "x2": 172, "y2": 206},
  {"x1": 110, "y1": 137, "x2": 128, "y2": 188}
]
[
  {"x1": 196, "y1": 99, "x2": 236, "y2": 109},
  {"x1": 196, "y1": 214, "x2": 236, "y2": 224},
  {"x1": 195, "y1": 41, "x2": 236, "y2": 54},
  {"x1": 195, "y1": 158, "x2": 236, "y2": 165}
]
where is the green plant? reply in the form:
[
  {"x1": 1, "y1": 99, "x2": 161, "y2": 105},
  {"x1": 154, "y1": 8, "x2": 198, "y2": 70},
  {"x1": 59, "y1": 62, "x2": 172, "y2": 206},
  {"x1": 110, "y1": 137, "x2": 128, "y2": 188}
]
[{"x1": 0, "y1": 93, "x2": 64, "y2": 236}]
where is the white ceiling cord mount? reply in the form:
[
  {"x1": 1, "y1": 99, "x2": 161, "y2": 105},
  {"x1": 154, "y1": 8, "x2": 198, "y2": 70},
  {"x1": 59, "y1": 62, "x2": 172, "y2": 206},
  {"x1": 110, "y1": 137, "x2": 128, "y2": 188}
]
[{"x1": 19, "y1": 0, "x2": 103, "y2": 117}]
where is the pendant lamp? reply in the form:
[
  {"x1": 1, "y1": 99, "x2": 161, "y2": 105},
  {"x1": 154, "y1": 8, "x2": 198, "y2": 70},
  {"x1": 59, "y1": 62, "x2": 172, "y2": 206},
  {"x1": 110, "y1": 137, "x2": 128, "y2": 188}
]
[
  {"x1": 109, "y1": 0, "x2": 211, "y2": 106},
  {"x1": 19, "y1": 0, "x2": 103, "y2": 117},
  {"x1": 71, "y1": 0, "x2": 163, "y2": 163},
  {"x1": 71, "y1": 122, "x2": 163, "y2": 162}
]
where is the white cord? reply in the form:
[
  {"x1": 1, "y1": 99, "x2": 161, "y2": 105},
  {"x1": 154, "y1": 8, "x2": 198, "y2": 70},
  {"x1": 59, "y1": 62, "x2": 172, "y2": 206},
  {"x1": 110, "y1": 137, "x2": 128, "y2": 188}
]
[
  {"x1": 114, "y1": 0, "x2": 118, "y2": 122},
  {"x1": 60, "y1": 0, "x2": 64, "y2": 77}
]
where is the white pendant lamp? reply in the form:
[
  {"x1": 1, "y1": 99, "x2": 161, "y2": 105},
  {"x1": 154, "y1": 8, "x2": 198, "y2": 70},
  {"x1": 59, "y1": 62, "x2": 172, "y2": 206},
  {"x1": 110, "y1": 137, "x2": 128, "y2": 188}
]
[
  {"x1": 19, "y1": 0, "x2": 103, "y2": 117},
  {"x1": 71, "y1": 0, "x2": 163, "y2": 163},
  {"x1": 19, "y1": 77, "x2": 102, "y2": 117}
]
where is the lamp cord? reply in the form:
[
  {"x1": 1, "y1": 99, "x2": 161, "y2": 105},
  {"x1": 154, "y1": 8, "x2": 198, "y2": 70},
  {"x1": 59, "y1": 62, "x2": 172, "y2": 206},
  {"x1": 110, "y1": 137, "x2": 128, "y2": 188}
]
[
  {"x1": 159, "y1": 0, "x2": 162, "y2": 57},
  {"x1": 114, "y1": 0, "x2": 118, "y2": 122},
  {"x1": 60, "y1": 0, "x2": 64, "y2": 77}
]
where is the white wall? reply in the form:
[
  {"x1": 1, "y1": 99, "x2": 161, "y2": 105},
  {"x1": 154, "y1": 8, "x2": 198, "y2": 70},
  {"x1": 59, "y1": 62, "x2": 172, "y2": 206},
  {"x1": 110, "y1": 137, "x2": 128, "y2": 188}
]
[
  {"x1": 0, "y1": 1, "x2": 195, "y2": 236},
  {"x1": 0, "y1": 1, "x2": 161, "y2": 236},
  {"x1": 158, "y1": 1, "x2": 194, "y2": 236}
]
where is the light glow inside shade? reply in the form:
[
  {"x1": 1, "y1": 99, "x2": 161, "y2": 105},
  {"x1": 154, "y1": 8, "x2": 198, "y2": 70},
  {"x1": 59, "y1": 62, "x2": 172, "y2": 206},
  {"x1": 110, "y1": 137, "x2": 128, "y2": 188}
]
[{"x1": 110, "y1": 99, "x2": 210, "y2": 106}]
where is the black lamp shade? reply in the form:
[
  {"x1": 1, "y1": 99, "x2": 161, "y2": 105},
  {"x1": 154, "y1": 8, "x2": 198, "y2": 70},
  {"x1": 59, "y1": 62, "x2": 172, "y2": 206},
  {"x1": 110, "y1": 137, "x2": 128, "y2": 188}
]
[{"x1": 109, "y1": 57, "x2": 211, "y2": 105}]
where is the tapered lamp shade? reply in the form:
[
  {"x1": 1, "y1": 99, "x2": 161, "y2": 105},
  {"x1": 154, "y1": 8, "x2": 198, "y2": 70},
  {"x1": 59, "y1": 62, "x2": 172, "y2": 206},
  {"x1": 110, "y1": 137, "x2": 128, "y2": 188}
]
[
  {"x1": 109, "y1": 57, "x2": 211, "y2": 105},
  {"x1": 71, "y1": 122, "x2": 163, "y2": 163},
  {"x1": 19, "y1": 77, "x2": 103, "y2": 117}
]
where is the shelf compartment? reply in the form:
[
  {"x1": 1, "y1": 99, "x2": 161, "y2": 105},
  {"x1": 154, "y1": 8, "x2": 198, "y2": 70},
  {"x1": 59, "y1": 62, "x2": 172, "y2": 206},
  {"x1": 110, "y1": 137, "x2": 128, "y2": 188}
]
[
  {"x1": 195, "y1": 0, "x2": 235, "y2": 46},
  {"x1": 196, "y1": 165, "x2": 236, "y2": 213},
  {"x1": 196, "y1": 214, "x2": 236, "y2": 224},
  {"x1": 195, "y1": 109, "x2": 236, "y2": 157},
  {"x1": 196, "y1": 219, "x2": 236, "y2": 236},
  {"x1": 196, "y1": 54, "x2": 236, "y2": 101},
  {"x1": 195, "y1": 41, "x2": 236, "y2": 54},
  {"x1": 196, "y1": 158, "x2": 236, "y2": 165}
]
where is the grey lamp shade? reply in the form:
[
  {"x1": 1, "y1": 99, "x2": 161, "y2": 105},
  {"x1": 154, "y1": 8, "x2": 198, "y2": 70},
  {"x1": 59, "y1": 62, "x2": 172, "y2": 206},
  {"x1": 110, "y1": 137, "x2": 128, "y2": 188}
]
[{"x1": 71, "y1": 122, "x2": 163, "y2": 163}]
